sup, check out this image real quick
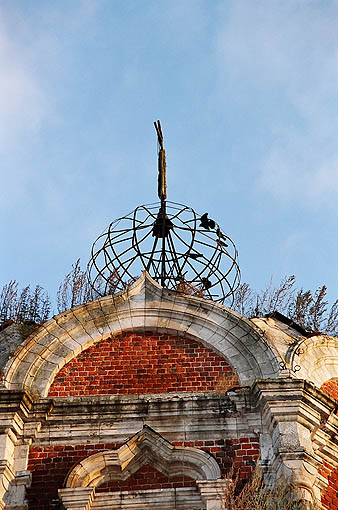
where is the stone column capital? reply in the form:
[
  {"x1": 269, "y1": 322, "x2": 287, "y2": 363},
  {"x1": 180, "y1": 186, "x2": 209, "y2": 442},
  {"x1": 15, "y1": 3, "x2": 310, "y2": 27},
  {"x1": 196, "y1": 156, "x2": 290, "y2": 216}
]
[
  {"x1": 58, "y1": 487, "x2": 95, "y2": 510},
  {"x1": 197, "y1": 479, "x2": 229, "y2": 510}
]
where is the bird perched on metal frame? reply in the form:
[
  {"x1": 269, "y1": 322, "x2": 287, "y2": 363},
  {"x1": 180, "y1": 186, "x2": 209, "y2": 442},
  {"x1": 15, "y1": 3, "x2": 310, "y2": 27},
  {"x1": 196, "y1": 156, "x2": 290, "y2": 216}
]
[{"x1": 200, "y1": 213, "x2": 215, "y2": 230}]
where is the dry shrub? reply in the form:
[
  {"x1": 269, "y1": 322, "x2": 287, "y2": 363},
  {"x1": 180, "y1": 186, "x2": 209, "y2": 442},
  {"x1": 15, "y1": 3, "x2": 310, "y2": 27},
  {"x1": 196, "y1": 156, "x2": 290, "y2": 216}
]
[
  {"x1": 0, "y1": 281, "x2": 50, "y2": 325},
  {"x1": 221, "y1": 466, "x2": 318, "y2": 510},
  {"x1": 233, "y1": 274, "x2": 338, "y2": 335},
  {"x1": 57, "y1": 259, "x2": 91, "y2": 312}
]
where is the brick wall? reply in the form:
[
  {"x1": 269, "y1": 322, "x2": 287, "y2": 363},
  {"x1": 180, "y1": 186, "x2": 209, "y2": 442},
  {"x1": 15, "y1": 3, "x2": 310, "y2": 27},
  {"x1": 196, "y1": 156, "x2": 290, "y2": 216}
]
[
  {"x1": 27, "y1": 437, "x2": 259, "y2": 508},
  {"x1": 96, "y1": 465, "x2": 195, "y2": 492},
  {"x1": 48, "y1": 333, "x2": 239, "y2": 397},
  {"x1": 314, "y1": 381, "x2": 338, "y2": 509},
  {"x1": 172, "y1": 438, "x2": 259, "y2": 479},
  {"x1": 231, "y1": 438, "x2": 260, "y2": 479},
  {"x1": 27, "y1": 443, "x2": 118, "y2": 509},
  {"x1": 320, "y1": 378, "x2": 338, "y2": 402},
  {"x1": 319, "y1": 461, "x2": 338, "y2": 509}
]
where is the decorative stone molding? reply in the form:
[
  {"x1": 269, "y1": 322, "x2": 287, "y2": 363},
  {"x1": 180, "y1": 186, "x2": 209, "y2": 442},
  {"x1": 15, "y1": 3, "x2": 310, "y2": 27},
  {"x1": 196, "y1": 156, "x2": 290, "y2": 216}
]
[
  {"x1": 3, "y1": 273, "x2": 279, "y2": 398},
  {"x1": 58, "y1": 426, "x2": 224, "y2": 509},
  {"x1": 3, "y1": 470, "x2": 32, "y2": 510},
  {"x1": 0, "y1": 392, "x2": 36, "y2": 509},
  {"x1": 0, "y1": 460, "x2": 15, "y2": 509},
  {"x1": 58, "y1": 487, "x2": 94, "y2": 510},
  {"x1": 252, "y1": 379, "x2": 338, "y2": 506},
  {"x1": 287, "y1": 335, "x2": 338, "y2": 389},
  {"x1": 60, "y1": 487, "x2": 203, "y2": 509},
  {"x1": 65, "y1": 425, "x2": 221, "y2": 489},
  {"x1": 197, "y1": 479, "x2": 229, "y2": 510}
]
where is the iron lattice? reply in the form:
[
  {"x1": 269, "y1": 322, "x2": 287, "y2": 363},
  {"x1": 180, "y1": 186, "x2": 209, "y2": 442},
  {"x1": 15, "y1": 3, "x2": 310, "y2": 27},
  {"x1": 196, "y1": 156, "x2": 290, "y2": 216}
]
[{"x1": 88, "y1": 201, "x2": 240, "y2": 305}]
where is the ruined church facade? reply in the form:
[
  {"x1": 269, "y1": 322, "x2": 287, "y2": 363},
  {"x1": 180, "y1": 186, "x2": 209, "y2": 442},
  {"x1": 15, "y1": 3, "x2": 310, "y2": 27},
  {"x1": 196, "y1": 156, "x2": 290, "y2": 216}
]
[{"x1": 0, "y1": 272, "x2": 338, "y2": 509}]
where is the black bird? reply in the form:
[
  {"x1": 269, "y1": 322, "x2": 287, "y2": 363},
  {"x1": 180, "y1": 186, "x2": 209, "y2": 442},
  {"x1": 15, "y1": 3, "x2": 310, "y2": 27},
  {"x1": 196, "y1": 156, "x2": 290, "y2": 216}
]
[
  {"x1": 201, "y1": 277, "x2": 212, "y2": 289},
  {"x1": 200, "y1": 213, "x2": 215, "y2": 230}
]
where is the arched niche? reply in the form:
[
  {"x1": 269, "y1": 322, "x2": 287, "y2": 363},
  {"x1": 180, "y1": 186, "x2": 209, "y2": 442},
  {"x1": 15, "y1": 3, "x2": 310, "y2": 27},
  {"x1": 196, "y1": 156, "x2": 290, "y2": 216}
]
[{"x1": 3, "y1": 273, "x2": 279, "y2": 398}]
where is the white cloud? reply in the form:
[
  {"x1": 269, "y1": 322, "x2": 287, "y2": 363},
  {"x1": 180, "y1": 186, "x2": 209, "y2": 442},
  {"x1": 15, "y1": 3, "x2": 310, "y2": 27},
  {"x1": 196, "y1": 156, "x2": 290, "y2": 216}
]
[
  {"x1": 0, "y1": 0, "x2": 102, "y2": 149},
  {"x1": 0, "y1": 1, "x2": 102, "y2": 211},
  {"x1": 258, "y1": 147, "x2": 338, "y2": 206},
  {"x1": 307, "y1": 156, "x2": 338, "y2": 200},
  {"x1": 217, "y1": 0, "x2": 338, "y2": 206},
  {"x1": 0, "y1": 20, "x2": 46, "y2": 148}
]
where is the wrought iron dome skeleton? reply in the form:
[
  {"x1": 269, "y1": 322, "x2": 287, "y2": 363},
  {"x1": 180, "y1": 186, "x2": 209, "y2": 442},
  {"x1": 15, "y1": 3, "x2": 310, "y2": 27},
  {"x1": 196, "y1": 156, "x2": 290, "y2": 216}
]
[{"x1": 88, "y1": 121, "x2": 240, "y2": 305}]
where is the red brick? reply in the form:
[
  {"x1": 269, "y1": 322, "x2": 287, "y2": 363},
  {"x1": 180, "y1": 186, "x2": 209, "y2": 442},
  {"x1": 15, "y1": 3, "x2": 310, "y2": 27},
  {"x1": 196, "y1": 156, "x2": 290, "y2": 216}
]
[
  {"x1": 319, "y1": 461, "x2": 338, "y2": 509},
  {"x1": 48, "y1": 333, "x2": 239, "y2": 397},
  {"x1": 321, "y1": 379, "x2": 338, "y2": 407},
  {"x1": 27, "y1": 436, "x2": 260, "y2": 508}
]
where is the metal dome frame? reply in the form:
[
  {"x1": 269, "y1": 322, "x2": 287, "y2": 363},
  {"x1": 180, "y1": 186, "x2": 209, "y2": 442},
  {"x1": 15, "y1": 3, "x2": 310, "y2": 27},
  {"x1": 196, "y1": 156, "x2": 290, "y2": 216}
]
[
  {"x1": 88, "y1": 200, "x2": 240, "y2": 305},
  {"x1": 88, "y1": 121, "x2": 240, "y2": 305}
]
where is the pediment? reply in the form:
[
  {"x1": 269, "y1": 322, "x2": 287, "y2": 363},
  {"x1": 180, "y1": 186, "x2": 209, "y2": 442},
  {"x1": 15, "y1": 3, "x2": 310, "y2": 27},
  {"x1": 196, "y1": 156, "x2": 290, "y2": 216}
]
[
  {"x1": 3, "y1": 272, "x2": 279, "y2": 397},
  {"x1": 64, "y1": 424, "x2": 221, "y2": 489}
]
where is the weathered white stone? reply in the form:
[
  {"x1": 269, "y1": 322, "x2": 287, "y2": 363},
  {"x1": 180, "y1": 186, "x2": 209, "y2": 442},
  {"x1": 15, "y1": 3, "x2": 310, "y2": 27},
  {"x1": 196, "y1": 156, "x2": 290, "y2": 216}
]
[
  {"x1": 92, "y1": 488, "x2": 203, "y2": 509},
  {"x1": 59, "y1": 487, "x2": 94, "y2": 510},
  {"x1": 3, "y1": 470, "x2": 31, "y2": 510},
  {"x1": 3, "y1": 274, "x2": 279, "y2": 397},
  {"x1": 197, "y1": 479, "x2": 229, "y2": 510},
  {"x1": 65, "y1": 426, "x2": 221, "y2": 490},
  {"x1": 1, "y1": 274, "x2": 338, "y2": 508}
]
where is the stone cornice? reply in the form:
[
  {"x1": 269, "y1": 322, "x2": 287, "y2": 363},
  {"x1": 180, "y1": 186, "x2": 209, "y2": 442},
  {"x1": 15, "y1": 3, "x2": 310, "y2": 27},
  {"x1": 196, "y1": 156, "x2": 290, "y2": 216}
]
[{"x1": 251, "y1": 379, "x2": 338, "y2": 474}]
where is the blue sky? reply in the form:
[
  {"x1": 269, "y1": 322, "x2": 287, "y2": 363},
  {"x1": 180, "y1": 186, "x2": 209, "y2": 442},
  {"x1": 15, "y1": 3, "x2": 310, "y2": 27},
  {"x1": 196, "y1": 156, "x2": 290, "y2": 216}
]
[{"x1": 1, "y1": 0, "x2": 338, "y2": 308}]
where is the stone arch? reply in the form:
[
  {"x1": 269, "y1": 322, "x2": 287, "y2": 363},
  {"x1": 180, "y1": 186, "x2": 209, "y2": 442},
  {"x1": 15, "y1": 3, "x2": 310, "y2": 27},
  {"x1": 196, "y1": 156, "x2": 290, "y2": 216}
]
[
  {"x1": 64, "y1": 425, "x2": 221, "y2": 489},
  {"x1": 287, "y1": 335, "x2": 338, "y2": 389},
  {"x1": 3, "y1": 273, "x2": 279, "y2": 398}
]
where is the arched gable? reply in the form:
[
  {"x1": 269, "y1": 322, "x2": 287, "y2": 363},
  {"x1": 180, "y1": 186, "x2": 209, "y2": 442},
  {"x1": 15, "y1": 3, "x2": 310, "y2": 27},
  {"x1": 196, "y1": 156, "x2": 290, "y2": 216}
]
[
  {"x1": 3, "y1": 273, "x2": 279, "y2": 398},
  {"x1": 64, "y1": 424, "x2": 221, "y2": 488},
  {"x1": 58, "y1": 425, "x2": 223, "y2": 510}
]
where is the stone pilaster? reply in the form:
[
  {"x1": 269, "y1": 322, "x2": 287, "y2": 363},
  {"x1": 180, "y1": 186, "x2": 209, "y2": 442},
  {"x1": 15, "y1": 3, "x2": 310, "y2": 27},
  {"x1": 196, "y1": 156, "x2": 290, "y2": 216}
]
[
  {"x1": 197, "y1": 479, "x2": 229, "y2": 510},
  {"x1": 252, "y1": 379, "x2": 338, "y2": 506},
  {"x1": 58, "y1": 487, "x2": 95, "y2": 510},
  {"x1": 3, "y1": 470, "x2": 31, "y2": 510},
  {"x1": 0, "y1": 392, "x2": 35, "y2": 509},
  {"x1": 0, "y1": 460, "x2": 15, "y2": 509}
]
